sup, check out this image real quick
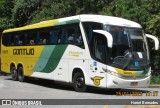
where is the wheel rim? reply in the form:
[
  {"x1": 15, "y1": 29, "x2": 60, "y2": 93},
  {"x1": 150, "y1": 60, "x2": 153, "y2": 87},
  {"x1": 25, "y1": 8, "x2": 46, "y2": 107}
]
[{"x1": 75, "y1": 76, "x2": 84, "y2": 88}]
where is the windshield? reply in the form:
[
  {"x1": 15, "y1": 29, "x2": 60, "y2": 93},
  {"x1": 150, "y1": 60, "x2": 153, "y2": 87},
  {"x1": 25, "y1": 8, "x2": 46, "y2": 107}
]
[{"x1": 105, "y1": 25, "x2": 150, "y2": 70}]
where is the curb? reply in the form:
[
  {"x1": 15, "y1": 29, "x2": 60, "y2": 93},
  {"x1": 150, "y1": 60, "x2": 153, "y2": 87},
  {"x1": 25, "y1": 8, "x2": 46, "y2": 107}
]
[{"x1": 149, "y1": 85, "x2": 160, "y2": 88}]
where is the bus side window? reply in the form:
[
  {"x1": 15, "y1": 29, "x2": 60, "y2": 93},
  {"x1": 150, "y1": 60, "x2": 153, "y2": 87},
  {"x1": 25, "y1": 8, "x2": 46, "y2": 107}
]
[
  {"x1": 63, "y1": 29, "x2": 68, "y2": 44},
  {"x1": 14, "y1": 34, "x2": 20, "y2": 46},
  {"x1": 24, "y1": 33, "x2": 28, "y2": 45},
  {"x1": 10, "y1": 34, "x2": 14, "y2": 45},
  {"x1": 18, "y1": 36, "x2": 23, "y2": 45},
  {"x1": 18, "y1": 32, "x2": 26, "y2": 46},
  {"x1": 74, "y1": 27, "x2": 83, "y2": 45},
  {"x1": 67, "y1": 29, "x2": 75, "y2": 44},
  {"x1": 59, "y1": 26, "x2": 68, "y2": 44},
  {"x1": 55, "y1": 28, "x2": 62, "y2": 44},
  {"x1": 28, "y1": 32, "x2": 36, "y2": 45},
  {"x1": 65, "y1": 24, "x2": 84, "y2": 48},
  {"x1": 2, "y1": 34, "x2": 10, "y2": 46},
  {"x1": 50, "y1": 30, "x2": 58, "y2": 44},
  {"x1": 39, "y1": 29, "x2": 50, "y2": 45}
]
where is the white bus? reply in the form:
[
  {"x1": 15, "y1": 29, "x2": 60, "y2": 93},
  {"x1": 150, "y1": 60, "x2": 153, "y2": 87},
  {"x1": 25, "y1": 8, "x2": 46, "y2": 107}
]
[{"x1": 1, "y1": 14, "x2": 159, "y2": 92}]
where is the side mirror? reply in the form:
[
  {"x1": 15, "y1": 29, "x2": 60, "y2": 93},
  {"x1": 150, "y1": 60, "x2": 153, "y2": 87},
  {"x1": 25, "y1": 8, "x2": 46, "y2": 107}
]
[
  {"x1": 93, "y1": 30, "x2": 113, "y2": 48},
  {"x1": 145, "y1": 34, "x2": 159, "y2": 50}
]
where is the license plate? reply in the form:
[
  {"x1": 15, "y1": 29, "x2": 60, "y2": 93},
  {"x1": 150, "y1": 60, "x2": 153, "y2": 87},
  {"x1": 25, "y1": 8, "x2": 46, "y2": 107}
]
[{"x1": 130, "y1": 82, "x2": 138, "y2": 86}]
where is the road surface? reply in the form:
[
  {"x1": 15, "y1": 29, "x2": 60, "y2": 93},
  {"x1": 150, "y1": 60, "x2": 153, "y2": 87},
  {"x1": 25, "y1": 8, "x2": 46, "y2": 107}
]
[{"x1": 0, "y1": 74, "x2": 160, "y2": 108}]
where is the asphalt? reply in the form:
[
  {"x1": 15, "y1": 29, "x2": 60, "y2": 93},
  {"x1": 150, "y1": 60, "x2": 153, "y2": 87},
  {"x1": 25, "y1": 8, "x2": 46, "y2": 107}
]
[{"x1": 1, "y1": 72, "x2": 160, "y2": 88}]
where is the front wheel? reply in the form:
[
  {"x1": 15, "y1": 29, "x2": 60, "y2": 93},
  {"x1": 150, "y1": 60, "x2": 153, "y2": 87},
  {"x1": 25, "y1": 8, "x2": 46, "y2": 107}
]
[
  {"x1": 73, "y1": 72, "x2": 87, "y2": 92},
  {"x1": 11, "y1": 67, "x2": 18, "y2": 81}
]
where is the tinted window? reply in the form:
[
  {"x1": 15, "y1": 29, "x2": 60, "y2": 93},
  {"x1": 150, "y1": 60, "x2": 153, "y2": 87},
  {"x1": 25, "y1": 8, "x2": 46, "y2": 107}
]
[
  {"x1": 82, "y1": 22, "x2": 103, "y2": 56},
  {"x1": 94, "y1": 34, "x2": 107, "y2": 63},
  {"x1": 2, "y1": 23, "x2": 84, "y2": 48}
]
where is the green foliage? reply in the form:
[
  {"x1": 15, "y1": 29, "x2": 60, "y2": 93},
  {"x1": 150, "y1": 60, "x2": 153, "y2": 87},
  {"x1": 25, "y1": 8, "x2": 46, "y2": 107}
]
[
  {"x1": 12, "y1": 0, "x2": 40, "y2": 26},
  {"x1": 146, "y1": 0, "x2": 160, "y2": 38},
  {"x1": 29, "y1": 0, "x2": 105, "y2": 24},
  {"x1": 145, "y1": 0, "x2": 160, "y2": 71},
  {"x1": 0, "y1": 0, "x2": 14, "y2": 29},
  {"x1": 150, "y1": 75, "x2": 160, "y2": 85},
  {"x1": 0, "y1": 0, "x2": 13, "y2": 17},
  {"x1": 146, "y1": 14, "x2": 160, "y2": 36},
  {"x1": 103, "y1": 0, "x2": 150, "y2": 27},
  {"x1": 0, "y1": 18, "x2": 13, "y2": 29}
]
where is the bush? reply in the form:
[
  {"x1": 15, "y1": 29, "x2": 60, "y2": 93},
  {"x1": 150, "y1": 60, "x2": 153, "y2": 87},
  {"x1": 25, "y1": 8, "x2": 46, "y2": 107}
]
[{"x1": 150, "y1": 75, "x2": 160, "y2": 85}]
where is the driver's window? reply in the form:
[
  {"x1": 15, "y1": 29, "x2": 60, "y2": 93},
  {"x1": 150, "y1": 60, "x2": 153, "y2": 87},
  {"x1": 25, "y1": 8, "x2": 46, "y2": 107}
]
[{"x1": 94, "y1": 34, "x2": 107, "y2": 63}]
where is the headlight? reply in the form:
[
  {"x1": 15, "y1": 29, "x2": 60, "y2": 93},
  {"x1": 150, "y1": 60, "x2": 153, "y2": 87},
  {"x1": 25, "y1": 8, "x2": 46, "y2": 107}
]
[
  {"x1": 102, "y1": 68, "x2": 120, "y2": 77},
  {"x1": 146, "y1": 71, "x2": 151, "y2": 77},
  {"x1": 106, "y1": 69, "x2": 119, "y2": 77}
]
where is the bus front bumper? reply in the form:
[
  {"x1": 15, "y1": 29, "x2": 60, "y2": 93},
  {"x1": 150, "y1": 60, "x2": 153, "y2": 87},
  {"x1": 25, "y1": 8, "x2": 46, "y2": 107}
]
[{"x1": 106, "y1": 73, "x2": 151, "y2": 88}]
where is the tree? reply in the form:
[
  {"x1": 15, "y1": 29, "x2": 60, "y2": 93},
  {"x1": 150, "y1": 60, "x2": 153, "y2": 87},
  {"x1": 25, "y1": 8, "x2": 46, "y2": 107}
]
[
  {"x1": 102, "y1": 0, "x2": 150, "y2": 27},
  {"x1": 0, "y1": 0, "x2": 14, "y2": 29},
  {"x1": 146, "y1": 0, "x2": 160, "y2": 37},
  {"x1": 29, "y1": 0, "x2": 106, "y2": 24},
  {"x1": 146, "y1": 0, "x2": 160, "y2": 71},
  {"x1": 12, "y1": 0, "x2": 40, "y2": 26}
]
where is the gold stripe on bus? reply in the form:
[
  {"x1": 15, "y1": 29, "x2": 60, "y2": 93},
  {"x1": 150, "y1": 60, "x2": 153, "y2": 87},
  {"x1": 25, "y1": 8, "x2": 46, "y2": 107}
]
[
  {"x1": 3, "y1": 19, "x2": 59, "y2": 33},
  {"x1": 115, "y1": 68, "x2": 136, "y2": 76}
]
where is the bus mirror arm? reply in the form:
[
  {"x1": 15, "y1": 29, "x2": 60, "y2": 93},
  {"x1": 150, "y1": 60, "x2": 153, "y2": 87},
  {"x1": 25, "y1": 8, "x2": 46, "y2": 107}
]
[
  {"x1": 145, "y1": 34, "x2": 159, "y2": 50},
  {"x1": 93, "y1": 30, "x2": 113, "y2": 48}
]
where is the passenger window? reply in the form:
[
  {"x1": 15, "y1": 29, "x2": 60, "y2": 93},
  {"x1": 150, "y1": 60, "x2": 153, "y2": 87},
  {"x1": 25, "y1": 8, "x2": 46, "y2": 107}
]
[
  {"x1": 2, "y1": 24, "x2": 84, "y2": 47},
  {"x1": 67, "y1": 28, "x2": 75, "y2": 44},
  {"x1": 18, "y1": 32, "x2": 26, "y2": 45},
  {"x1": 2, "y1": 34, "x2": 10, "y2": 46},
  {"x1": 64, "y1": 24, "x2": 84, "y2": 48},
  {"x1": 55, "y1": 28, "x2": 62, "y2": 44},
  {"x1": 10, "y1": 34, "x2": 14, "y2": 45},
  {"x1": 50, "y1": 30, "x2": 58, "y2": 44},
  {"x1": 39, "y1": 29, "x2": 50, "y2": 45},
  {"x1": 28, "y1": 32, "x2": 36, "y2": 45}
]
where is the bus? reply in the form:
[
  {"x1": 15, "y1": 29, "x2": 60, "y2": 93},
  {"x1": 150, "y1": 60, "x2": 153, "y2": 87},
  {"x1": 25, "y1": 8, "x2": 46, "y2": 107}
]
[{"x1": 1, "y1": 14, "x2": 159, "y2": 92}]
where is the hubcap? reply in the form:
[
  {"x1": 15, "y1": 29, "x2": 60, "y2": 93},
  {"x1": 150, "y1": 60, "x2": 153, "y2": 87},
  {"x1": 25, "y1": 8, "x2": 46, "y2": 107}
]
[{"x1": 76, "y1": 77, "x2": 84, "y2": 88}]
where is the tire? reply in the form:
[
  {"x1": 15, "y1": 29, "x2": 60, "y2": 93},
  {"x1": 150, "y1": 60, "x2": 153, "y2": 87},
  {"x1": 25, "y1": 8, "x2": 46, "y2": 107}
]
[
  {"x1": 73, "y1": 72, "x2": 87, "y2": 92},
  {"x1": 18, "y1": 67, "x2": 26, "y2": 82},
  {"x1": 11, "y1": 66, "x2": 18, "y2": 81}
]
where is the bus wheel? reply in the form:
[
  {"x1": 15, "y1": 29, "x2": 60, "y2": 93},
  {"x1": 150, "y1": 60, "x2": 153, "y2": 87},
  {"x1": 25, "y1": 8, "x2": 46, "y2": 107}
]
[
  {"x1": 18, "y1": 67, "x2": 25, "y2": 82},
  {"x1": 11, "y1": 66, "x2": 18, "y2": 81},
  {"x1": 73, "y1": 72, "x2": 87, "y2": 92}
]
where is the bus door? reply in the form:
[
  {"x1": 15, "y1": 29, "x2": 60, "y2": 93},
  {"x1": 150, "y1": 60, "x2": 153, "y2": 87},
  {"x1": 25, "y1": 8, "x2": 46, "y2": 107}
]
[{"x1": 88, "y1": 33, "x2": 108, "y2": 87}]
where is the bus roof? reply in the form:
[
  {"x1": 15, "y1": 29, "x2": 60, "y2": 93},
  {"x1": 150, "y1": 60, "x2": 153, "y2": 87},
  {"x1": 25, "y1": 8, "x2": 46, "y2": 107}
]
[
  {"x1": 79, "y1": 14, "x2": 141, "y2": 28},
  {"x1": 3, "y1": 14, "x2": 141, "y2": 33}
]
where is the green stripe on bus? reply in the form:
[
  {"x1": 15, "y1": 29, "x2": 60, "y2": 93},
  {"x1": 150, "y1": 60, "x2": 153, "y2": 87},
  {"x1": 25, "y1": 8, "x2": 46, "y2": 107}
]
[
  {"x1": 33, "y1": 46, "x2": 56, "y2": 72},
  {"x1": 35, "y1": 45, "x2": 68, "y2": 73}
]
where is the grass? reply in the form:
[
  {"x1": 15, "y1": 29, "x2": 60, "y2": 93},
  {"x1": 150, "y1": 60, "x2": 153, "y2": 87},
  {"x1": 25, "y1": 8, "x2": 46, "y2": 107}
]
[{"x1": 150, "y1": 75, "x2": 160, "y2": 85}]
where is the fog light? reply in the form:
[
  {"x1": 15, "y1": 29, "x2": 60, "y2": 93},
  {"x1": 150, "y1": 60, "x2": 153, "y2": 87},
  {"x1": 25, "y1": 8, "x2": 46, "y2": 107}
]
[{"x1": 113, "y1": 80, "x2": 118, "y2": 85}]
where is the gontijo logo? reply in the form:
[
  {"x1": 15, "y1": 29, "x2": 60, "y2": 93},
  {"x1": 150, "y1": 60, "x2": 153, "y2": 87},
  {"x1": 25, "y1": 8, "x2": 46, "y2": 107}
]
[
  {"x1": 91, "y1": 76, "x2": 104, "y2": 86},
  {"x1": 13, "y1": 48, "x2": 34, "y2": 55}
]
